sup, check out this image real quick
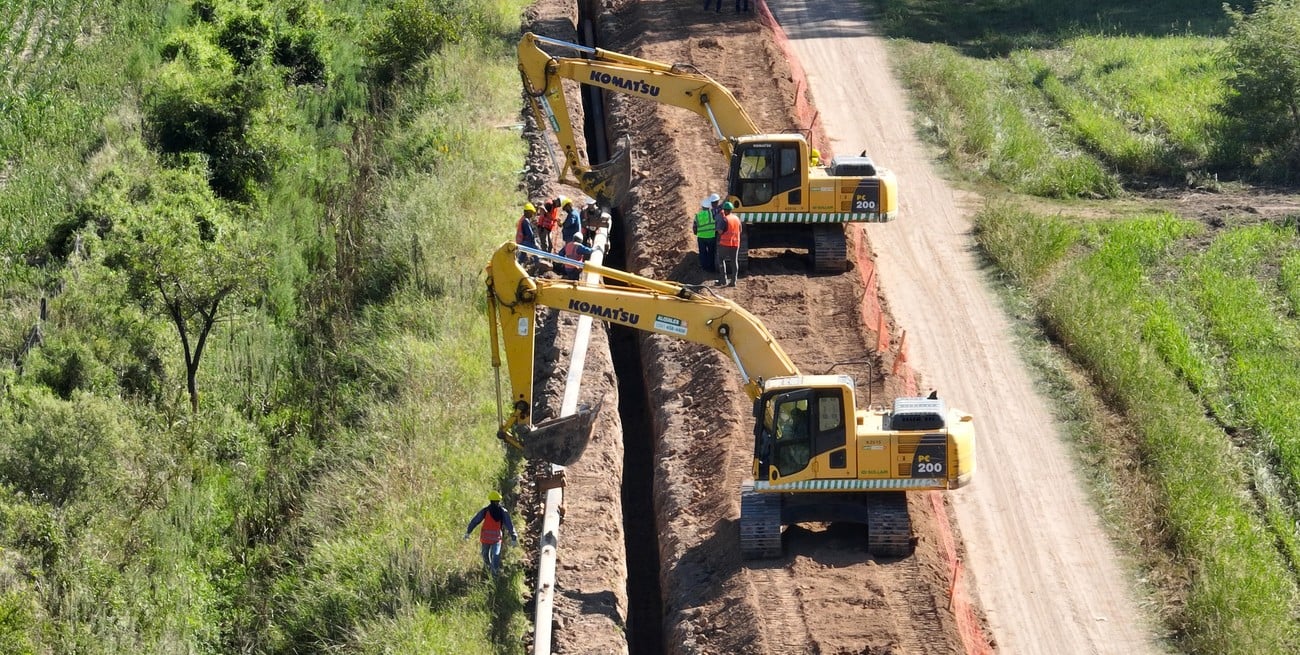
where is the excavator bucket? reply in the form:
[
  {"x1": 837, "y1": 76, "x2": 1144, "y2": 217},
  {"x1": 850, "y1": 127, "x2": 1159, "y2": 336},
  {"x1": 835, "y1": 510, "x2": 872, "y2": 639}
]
[
  {"x1": 519, "y1": 397, "x2": 604, "y2": 466},
  {"x1": 579, "y1": 136, "x2": 632, "y2": 208}
]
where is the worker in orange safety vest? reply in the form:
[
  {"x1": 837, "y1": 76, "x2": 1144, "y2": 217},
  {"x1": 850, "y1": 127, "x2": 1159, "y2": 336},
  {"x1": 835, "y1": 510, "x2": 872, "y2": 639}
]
[
  {"x1": 464, "y1": 491, "x2": 519, "y2": 577},
  {"x1": 716, "y1": 200, "x2": 742, "y2": 287}
]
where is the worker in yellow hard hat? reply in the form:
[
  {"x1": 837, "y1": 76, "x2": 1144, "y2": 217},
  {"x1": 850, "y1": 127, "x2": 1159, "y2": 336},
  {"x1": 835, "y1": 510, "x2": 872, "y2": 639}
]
[
  {"x1": 809, "y1": 148, "x2": 821, "y2": 167},
  {"x1": 516, "y1": 202, "x2": 539, "y2": 265},
  {"x1": 464, "y1": 491, "x2": 518, "y2": 577}
]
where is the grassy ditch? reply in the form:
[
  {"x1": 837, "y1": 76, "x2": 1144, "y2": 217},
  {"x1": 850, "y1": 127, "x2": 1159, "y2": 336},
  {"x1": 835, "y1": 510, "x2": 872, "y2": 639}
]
[
  {"x1": 881, "y1": 0, "x2": 1300, "y2": 652},
  {"x1": 1, "y1": 0, "x2": 532, "y2": 653}
]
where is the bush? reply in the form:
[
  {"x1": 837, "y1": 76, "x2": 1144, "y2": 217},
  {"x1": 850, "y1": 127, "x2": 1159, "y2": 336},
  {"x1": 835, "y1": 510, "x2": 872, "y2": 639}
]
[
  {"x1": 364, "y1": 0, "x2": 482, "y2": 84},
  {"x1": 0, "y1": 388, "x2": 126, "y2": 506},
  {"x1": 217, "y1": 10, "x2": 272, "y2": 68},
  {"x1": 1219, "y1": 0, "x2": 1300, "y2": 180},
  {"x1": 144, "y1": 60, "x2": 274, "y2": 200},
  {"x1": 274, "y1": 27, "x2": 328, "y2": 86}
]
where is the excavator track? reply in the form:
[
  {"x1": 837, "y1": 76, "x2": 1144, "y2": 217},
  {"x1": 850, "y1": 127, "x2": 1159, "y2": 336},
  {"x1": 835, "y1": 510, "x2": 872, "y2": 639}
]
[
  {"x1": 739, "y1": 481, "x2": 783, "y2": 559},
  {"x1": 866, "y1": 492, "x2": 913, "y2": 557},
  {"x1": 811, "y1": 224, "x2": 848, "y2": 274}
]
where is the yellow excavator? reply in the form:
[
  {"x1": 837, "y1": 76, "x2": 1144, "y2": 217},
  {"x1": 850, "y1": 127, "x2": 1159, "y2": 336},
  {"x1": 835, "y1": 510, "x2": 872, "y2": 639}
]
[
  {"x1": 518, "y1": 32, "x2": 898, "y2": 274},
  {"x1": 486, "y1": 242, "x2": 974, "y2": 557}
]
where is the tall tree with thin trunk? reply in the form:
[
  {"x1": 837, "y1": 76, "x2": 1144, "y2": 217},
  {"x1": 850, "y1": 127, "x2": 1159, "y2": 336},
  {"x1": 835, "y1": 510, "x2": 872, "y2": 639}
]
[{"x1": 101, "y1": 161, "x2": 264, "y2": 412}]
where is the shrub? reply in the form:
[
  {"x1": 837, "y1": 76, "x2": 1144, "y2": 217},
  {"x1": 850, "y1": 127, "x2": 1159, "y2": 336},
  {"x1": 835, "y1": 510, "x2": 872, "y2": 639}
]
[
  {"x1": 1219, "y1": 0, "x2": 1300, "y2": 180},
  {"x1": 364, "y1": 0, "x2": 481, "y2": 84},
  {"x1": 144, "y1": 60, "x2": 274, "y2": 200},
  {"x1": 0, "y1": 387, "x2": 126, "y2": 506},
  {"x1": 274, "y1": 27, "x2": 328, "y2": 86},
  {"x1": 217, "y1": 10, "x2": 272, "y2": 68}
]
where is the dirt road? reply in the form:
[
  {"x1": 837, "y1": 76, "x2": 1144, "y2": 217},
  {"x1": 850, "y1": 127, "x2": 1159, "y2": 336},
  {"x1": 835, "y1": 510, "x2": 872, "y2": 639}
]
[{"x1": 766, "y1": 1, "x2": 1165, "y2": 652}]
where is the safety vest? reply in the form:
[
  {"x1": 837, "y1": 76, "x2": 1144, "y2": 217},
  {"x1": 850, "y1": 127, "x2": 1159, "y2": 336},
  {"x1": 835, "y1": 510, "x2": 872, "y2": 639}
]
[
  {"x1": 694, "y1": 209, "x2": 716, "y2": 238},
  {"x1": 479, "y1": 512, "x2": 504, "y2": 544},
  {"x1": 562, "y1": 240, "x2": 586, "y2": 274},
  {"x1": 516, "y1": 215, "x2": 536, "y2": 246},
  {"x1": 537, "y1": 207, "x2": 557, "y2": 230},
  {"x1": 719, "y1": 213, "x2": 741, "y2": 248}
]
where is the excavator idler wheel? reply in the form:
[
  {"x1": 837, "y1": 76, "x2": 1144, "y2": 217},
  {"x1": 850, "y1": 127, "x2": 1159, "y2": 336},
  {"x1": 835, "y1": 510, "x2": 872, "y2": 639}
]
[
  {"x1": 519, "y1": 397, "x2": 605, "y2": 466},
  {"x1": 866, "y1": 492, "x2": 913, "y2": 557},
  {"x1": 739, "y1": 481, "x2": 783, "y2": 559}
]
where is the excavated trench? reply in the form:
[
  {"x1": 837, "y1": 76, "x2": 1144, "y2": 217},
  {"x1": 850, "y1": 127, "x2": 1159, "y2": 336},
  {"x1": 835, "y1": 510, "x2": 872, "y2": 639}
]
[{"x1": 577, "y1": 4, "x2": 665, "y2": 653}]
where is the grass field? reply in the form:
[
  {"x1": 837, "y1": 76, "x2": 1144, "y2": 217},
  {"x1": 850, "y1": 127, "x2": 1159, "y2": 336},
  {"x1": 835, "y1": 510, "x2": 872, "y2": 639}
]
[
  {"x1": 1, "y1": 0, "x2": 533, "y2": 652},
  {"x1": 883, "y1": 0, "x2": 1300, "y2": 652}
]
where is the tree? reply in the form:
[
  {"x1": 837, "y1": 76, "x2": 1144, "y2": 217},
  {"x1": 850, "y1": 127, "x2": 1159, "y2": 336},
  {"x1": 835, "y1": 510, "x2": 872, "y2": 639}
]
[
  {"x1": 100, "y1": 162, "x2": 265, "y2": 412},
  {"x1": 1220, "y1": 0, "x2": 1300, "y2": 179}
]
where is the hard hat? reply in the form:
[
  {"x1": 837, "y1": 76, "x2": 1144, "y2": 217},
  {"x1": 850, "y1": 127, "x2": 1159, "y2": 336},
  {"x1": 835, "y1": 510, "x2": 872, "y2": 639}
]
[
  {"x1": 556, "y1": 195, "x2": 567, "y2": 207},
  {"x1": 707, "y1": 193, "x2": 721, "y2": 204},
  {"x1": 562, "y1": 197, "x2": 573, "y2": 207},
  {"x1": 523, "y1": 202, "x2": 536, "y2": 212},
  {"x1": 811, "y1": 148, "x2": 820, "y2": 157},
  {"x1": 487, "y1": 491, "x2": 502, "y2": 502},
  {"x1": 700, "y1": 198, "x2": 711, "y2": 208},
  {"x1": 722, "y1": 201, "x2": 734, "y2": 210}
]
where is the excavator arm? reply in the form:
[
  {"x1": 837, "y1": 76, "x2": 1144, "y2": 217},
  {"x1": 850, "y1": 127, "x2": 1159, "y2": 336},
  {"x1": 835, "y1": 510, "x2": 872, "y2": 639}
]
[
  {"x1": 486, "y1": 241, "x2": 796, "y2": 464},
  {"x1": 519, "y1": 32, "x2": 761, "y2": 205}
]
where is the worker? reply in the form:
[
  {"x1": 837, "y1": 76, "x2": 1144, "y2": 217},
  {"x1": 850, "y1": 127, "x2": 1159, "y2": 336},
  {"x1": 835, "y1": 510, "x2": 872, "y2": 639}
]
[
  {"x1": 707, "y1": 192, "x2": 725, "y2": 238},
  {"x1": 516, "y1": 203, "x2": 539, "y2": 265},
  {"x1": 582, "y1": 202, "x2": 605, "y2": 245},
  {"x1": 548, "y1": 197, "x2": 566, "y2": 243},
  {"x1": 464, "y1": 491, "x2": 518, "y2": 577},
  {"x1": 692, "y1": 196, "x2": 718, "y2": 273},
  {"x1": 717, "y1": 200, "x2": 742, "y2": 287},
  {"x1": 810, "y1": 148, "x2": 821, "y2": 167},
  {"x1": 560, "y1": 197, "x2": 583, "y2": 244},
  {"x1": 536, "y1": 199, "x2": 557, "y2": 253},
  {"x1": 560, "y1": 230, "x2": 594, "y2": 281}
]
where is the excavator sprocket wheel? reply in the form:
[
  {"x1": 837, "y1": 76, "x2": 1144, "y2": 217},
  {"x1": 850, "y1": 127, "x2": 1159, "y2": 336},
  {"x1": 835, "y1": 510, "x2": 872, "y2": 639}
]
[
  {"x1": 866, "y1": 492, "x2": 913, "y2": 557},
  {"x1": 739, "y1": 481, "x2": 783, "y2": 559}
]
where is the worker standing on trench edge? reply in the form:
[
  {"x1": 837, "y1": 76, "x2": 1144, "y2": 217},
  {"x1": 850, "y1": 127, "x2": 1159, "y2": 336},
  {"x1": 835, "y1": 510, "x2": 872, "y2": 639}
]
[
  {"x1": 717, "y1": 200, "x2": 742, "y2": 287},
  {"x1": 692, "y1": 195, "x2": 718, "y2": 273},
  {"x1": 464, "y1": 491, "x2": 519, "y2": 577},
  {"x1": 537, "y1": 198, "x2": 557, "y2": 253}
]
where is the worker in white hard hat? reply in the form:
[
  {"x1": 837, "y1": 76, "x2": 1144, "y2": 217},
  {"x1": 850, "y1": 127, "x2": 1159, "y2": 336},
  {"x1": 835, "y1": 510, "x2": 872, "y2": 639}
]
[
  {"x1": 464, "y1": 490, "x2": 518, "y2": 577},
  {"x1": 692, "y1": 196, "x2": 718, "y2": 273}
]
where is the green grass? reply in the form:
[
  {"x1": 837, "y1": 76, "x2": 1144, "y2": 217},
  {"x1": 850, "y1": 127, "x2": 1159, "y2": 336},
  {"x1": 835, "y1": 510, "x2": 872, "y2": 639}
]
[
  {"x1": 1, "y1": 0, "x2": 534, "y2": 652},
  {"x1": 881, "y1": 0, "x2": 1300, "y2": 650},
  {"x1": 976, "y1": 204, "x2": 1300, "y2": 654},
  {"x1": 886, "y1": 1, "x2": 1232, "y2": 194}
]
